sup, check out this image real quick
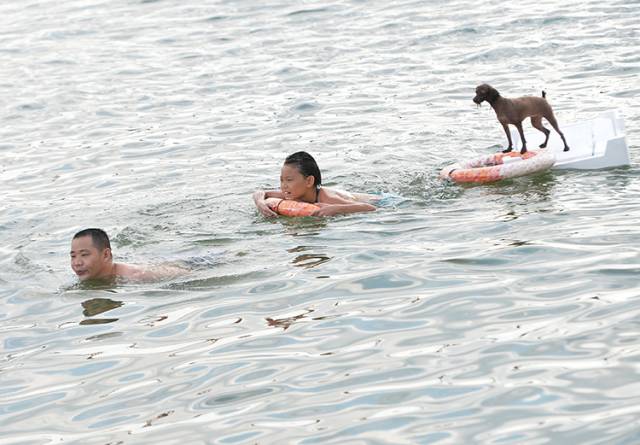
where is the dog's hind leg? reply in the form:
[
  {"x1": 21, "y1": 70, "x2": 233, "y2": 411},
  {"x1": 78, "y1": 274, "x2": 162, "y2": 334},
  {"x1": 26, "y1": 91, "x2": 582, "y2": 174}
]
[
  {"x1": 531, "y1": 116, "x2": 551, "y2": 148},
  {"x1": 545, "y1": 114, "x2": 570, "y2": 151}
]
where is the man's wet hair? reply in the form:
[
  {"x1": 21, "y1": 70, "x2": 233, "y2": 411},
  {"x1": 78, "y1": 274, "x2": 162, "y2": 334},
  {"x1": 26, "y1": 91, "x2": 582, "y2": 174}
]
[{"x1": 73, "y1": 228, "x2": 111, "y2": 251}]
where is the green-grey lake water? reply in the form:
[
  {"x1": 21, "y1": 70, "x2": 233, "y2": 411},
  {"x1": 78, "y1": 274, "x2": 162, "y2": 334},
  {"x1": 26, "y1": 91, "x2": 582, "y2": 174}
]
[{"x1": 1, "y1": 0, "x2": 639, "y2": 443}]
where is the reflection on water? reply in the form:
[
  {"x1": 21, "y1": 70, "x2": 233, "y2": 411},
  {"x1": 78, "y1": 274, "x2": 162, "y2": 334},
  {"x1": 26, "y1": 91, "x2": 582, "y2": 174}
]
[
  {"x1": 79, "y1": 318, "x2": 118, "y2": 326},
  {"x1": 291, "y1": 253, "x2": 331, "y2": 268},
  {"x1": 279, "y1": 218, "x2": 328, "y2": 238},
  {"x1": 163, "y1": 270, "x2": 270, "y2": 290},
  {"x1": 1, "y1": 0, "x2": 639, "y2": 443},
  {"x1": 80, "y1": 297, "x2": 123, "y2": 325},
  {"x1": 81, "y1": 298, "x2": 123, "y2": 317},
  {"x1": 67, "y1": 278, "x2": 119, "y2": 291},
  {"x1": 143, "y1": 411, "x2": 175, "y2": 428},
  {"x1": 266, "y1": 309, "x2": 314, "y2": 330},
  {"x1": 288, "y1": 246, "x2": 332, "y2": 269}
]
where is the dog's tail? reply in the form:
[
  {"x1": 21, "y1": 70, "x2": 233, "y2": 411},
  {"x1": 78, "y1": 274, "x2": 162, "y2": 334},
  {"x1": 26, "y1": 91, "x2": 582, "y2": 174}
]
[{"x1": 541, "y1": 90, "x2": 546, "y2": 98}]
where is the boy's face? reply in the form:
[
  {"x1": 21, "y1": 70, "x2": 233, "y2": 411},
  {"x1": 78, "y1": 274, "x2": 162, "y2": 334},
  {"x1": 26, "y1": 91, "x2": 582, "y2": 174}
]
[
  {"x1": 70, "y1": 236, "x2": 111, "y2": 281},
  {"x1": 280, "y1": 164, "x2": 315, "y2": 200}
]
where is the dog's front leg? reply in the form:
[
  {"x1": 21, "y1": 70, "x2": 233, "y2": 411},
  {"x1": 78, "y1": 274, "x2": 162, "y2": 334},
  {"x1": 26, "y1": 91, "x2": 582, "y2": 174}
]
[
  {"x1": 515, "y1": 122, "x2": 527, "y2": 154},
  {"x1": 501, "y1": 122, "x2": 513, "y2": 153}
]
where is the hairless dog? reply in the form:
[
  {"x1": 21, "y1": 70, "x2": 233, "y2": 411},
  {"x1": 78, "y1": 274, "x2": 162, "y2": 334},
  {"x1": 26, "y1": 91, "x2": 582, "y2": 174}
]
[{"x1": 473, "y1": 84, "x2": 570, "y2": 154}]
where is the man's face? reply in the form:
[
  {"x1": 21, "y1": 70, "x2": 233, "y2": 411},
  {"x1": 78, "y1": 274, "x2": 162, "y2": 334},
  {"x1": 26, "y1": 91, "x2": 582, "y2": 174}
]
[{"x1": 70, "y1": 236, "x2": 111, "y2": 281}]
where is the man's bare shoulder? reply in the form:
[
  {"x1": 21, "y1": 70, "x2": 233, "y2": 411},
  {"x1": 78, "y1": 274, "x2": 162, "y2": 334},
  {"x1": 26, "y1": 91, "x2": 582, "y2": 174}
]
[{"x1": 114, "y1": 262, "x2": 189, "y2": 282}]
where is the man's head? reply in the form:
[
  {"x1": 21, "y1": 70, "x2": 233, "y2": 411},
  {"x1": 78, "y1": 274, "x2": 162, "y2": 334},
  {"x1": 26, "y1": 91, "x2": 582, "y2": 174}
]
[{"x1": 70, "y1": 228, "x2": 114, "y2": 281}]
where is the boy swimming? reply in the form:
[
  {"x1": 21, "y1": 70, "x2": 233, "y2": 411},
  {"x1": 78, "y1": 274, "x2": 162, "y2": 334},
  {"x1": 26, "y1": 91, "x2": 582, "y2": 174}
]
[
  {"x1": 70, "y1": 228, "x2": 189, "y2": 283},
  {"x1": 253, "y1": 151, "x2": 377, "y2": 217}
]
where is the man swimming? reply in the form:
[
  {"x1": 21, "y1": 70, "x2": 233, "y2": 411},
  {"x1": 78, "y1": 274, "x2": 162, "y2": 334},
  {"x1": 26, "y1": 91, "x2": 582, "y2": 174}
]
[{"x1": 70, "y1": 228, "x2": 188, "y2": 283}]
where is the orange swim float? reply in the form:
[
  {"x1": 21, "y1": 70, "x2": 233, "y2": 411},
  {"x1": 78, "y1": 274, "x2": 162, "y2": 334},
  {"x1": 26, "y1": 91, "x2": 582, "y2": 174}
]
[
  {"x1": 265, "y1": 197, "x2": 319, "y2": 217},
  {"x1": 440, "y1": 150, "x2": 556, "y2": 184}
]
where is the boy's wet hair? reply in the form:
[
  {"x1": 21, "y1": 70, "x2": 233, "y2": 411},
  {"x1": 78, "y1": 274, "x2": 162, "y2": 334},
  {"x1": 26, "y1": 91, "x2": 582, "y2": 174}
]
[
  {"x1": 284, "y1": 151, "x2": 322, "y2": 188},
  {"x1": 73, "y1": 228, "x2": 111, "y2": 251}
]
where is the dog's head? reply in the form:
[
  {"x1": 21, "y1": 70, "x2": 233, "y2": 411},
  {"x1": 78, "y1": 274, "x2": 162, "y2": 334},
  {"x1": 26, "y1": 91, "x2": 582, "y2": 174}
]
[{"x1": 473, "y1": 84, "x2": 500, "y2": 105}]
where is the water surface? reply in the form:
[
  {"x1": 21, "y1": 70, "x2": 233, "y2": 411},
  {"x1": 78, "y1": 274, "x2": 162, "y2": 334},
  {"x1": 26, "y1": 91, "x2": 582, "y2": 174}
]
[{"x1": 1, "y1": 0, "x2": 639, "y2": 443}]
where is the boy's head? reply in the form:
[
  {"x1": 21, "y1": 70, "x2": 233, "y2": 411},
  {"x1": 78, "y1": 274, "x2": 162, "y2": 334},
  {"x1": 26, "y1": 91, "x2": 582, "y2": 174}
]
[
  {"x1": 280, "y1": 151, "x2": 322, "y2": 200},
  {"x1": 70, "y1": 228, "x2": 113, "y2": 281},
  {"x1": 284, "y1": 151, "x2": 322, "y2": 189}
]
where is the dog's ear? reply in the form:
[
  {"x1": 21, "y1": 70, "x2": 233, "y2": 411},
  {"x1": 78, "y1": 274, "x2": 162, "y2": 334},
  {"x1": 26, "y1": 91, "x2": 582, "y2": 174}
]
[
  {"x1": 476, "y1": 84, "x2": 488, "y2": 95},
  {"x1": 487, "y1": 86, "x2": 500, "y2": 102}
]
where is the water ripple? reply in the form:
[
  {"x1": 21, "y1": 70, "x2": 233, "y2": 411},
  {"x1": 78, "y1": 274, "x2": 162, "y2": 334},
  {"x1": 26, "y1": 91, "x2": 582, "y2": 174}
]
[{"x1": 1, "y1": 0, "x2": 639, "y2": 443}]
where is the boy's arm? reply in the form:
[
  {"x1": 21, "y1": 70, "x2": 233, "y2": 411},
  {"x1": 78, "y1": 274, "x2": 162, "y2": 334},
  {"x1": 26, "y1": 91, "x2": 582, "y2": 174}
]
[
  {"x1": 312, "y1": 191, "x2": 376, "y2": 216},
  {"x1": 253, "y1": 190, "x2": 284, "y2": 217},
  {"x1": 312, "y1": 201, "x2": 376, "y2": 216}
]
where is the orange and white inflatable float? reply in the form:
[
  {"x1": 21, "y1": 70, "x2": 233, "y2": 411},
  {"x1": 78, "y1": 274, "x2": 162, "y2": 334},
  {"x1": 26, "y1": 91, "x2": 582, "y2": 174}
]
[
  {"x1": 440, "y1": 150, "x2": 556, "y2": 184},
  {"x1": 265, "y1": 197, "x2": 319, "y2": 217}
]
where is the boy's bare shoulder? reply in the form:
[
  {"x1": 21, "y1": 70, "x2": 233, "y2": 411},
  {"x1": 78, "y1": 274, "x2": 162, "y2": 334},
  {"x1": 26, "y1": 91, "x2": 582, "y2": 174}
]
[{"x1": 322, "y1": 187, "x2": 376, "y2": 203}]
